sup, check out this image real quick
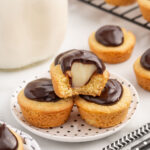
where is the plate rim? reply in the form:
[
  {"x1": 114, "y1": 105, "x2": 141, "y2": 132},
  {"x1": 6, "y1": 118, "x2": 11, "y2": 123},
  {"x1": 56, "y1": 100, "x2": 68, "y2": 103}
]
[{"x1": 10, "y1": 72, "x2": 139, "y2": 143}]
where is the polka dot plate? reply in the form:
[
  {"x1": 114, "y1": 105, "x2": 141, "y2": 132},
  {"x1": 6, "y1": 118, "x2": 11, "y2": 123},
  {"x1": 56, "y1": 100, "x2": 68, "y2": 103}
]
[
  {"x1": 11, "y1": 71, "x2": 139, "y2": 142},
  {"x1": 0, "y1": 121, "x2": 40, "y2": 150}
]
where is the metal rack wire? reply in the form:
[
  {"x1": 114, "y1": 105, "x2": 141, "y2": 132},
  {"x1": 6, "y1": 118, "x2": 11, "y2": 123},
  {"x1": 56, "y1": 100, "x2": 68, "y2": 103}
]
[{"x1": 79, "y1": 0, "x2": 150, "y2": 30}]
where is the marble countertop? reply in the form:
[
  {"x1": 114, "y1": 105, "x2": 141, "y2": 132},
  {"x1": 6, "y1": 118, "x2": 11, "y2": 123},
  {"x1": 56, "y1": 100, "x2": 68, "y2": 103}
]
[{"x1": 0, "y1": 0, "x2": 150, "y2": 149}]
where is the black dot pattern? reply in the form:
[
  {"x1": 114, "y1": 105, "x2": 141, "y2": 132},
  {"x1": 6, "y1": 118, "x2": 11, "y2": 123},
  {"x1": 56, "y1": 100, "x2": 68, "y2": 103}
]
[{"x1": 10, "y1": 72, "x2": 139, "y2": 141}]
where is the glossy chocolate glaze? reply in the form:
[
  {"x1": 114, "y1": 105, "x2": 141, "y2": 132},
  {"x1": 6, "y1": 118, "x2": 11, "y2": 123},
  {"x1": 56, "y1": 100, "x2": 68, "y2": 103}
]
[
  {"x1": 0, "y1": 124, "x2": 18, "y2": 150},
  {"x1": 140, "y1": 48, "x2": 150, "y2": 70},
  {"x1": 54, "y1": 49, "x2": 105, "y2": 74},
  {"x1": 80, "y1": 79, "x2": 123, "y2": 105},
  {"x1": 95, "y1": 25, "x2": 124, "y2": 46},
  {"x1": 24, "y1": 78, "x2": 60, "y2": 102}
]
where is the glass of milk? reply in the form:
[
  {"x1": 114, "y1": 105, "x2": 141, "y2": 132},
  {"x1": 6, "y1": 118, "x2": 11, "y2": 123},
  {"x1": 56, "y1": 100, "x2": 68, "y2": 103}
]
[{"x1": 0, "y1": 0, "x2": 67, "y2": 69}]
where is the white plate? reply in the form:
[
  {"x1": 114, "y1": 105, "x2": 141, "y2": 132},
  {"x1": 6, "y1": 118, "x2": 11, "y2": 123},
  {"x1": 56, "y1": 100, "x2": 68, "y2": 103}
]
[
  {"x1": 11, "y1": 71, "x2": 139, "y2": 142},
  {"x1": 0, "y1": 121, "x2": 40, "y2": 150}
]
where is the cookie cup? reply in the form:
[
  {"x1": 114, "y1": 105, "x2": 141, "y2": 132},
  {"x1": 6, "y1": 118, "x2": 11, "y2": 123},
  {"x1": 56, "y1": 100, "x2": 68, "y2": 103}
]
[
  {"x1": 75, "y1": 86, "x2": 132, "y2": 128},
  {"x1": 89, "y1": 28, "x2": 136, "y2": 64},
  {"x1": 50, "y1": 63, "x2": 109, "y2": 98},
  {"x1": 138, "y1": 0, "x2": 150, "y2": 22},
  {"x1": 134, "y1": 57, "x2": 150, "y2": 91},
  {"x1": 105, "y1": 0, "x2": 136, "y2": 6},
  {"x1": 10, "y1": 130, "x2": 24, "y2": 150},
  {"x1": 18, "y1": 90, "x2": 73, "y2": 128}
]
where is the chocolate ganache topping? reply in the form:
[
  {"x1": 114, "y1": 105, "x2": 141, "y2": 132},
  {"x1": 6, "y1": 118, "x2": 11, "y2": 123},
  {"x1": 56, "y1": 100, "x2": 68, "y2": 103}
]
[
  {"x1": 24, "y1": 78, "x2": 60, "y2": 102},
  {"x1": 80, "y1": 79, "x2": 123, "y2": 105},
  {"x1": 95, "y1": 25, "x2": 124, "y2": 47},
  {"x1": 54, "y1": 49, "x2": 105, "y2": 74},
  {"x1": 140, "y1": 48, "x2": 150, "y2": 70},
  {"x1": 0, "y1": 124, "x2": 18, "y2": 150}
]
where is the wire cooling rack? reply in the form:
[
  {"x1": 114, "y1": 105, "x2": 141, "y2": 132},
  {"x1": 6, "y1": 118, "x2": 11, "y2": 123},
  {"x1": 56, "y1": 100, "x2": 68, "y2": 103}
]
[{"x1": 79, "y1": 0, "x2": 150, "y2": 30}]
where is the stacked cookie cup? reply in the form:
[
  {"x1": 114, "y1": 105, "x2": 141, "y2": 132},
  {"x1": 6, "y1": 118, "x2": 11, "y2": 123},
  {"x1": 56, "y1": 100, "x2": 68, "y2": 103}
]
[{"x1": 18, "y1": 49, "x2": 132, "y2": 129}]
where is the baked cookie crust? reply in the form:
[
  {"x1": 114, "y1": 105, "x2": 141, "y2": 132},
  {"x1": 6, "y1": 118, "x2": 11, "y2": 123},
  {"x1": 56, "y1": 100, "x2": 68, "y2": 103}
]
[
  {"x1": 134, "y1": 57, "x2": 150, "y2": 91},
  {"x1": 89, "y1": 28, "x2": 136, "y2": 64},
  {"x1": 138, "y1": 0, "x2": 150, "y2": 22},
  {"x1": 50, "y1": 63, "x2": 109, "y2": 98},
  {"x1": 75, "y1": 86, "x2": 132, "y2": 128},
  {"x1": 18, "y1": 90, "x2": 73, "y2": 128},
  {"x1": 11, "y1": 129, "x2": 24, "y2": 150},
  {"x1": 105, "y1": 0, "x2": 136, "y2": 6}
]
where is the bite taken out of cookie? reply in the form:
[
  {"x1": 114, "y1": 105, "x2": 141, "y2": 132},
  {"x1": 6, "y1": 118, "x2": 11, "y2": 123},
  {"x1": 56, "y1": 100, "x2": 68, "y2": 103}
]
[{"x1": 50, "y1": 49, "x2": 109, "y2": 98}]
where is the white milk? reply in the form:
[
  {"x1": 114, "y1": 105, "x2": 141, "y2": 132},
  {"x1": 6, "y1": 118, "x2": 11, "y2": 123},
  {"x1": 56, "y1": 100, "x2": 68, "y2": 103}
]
[{"x1": 0, "y1": 0, "x2": 67, "y2": 69}]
